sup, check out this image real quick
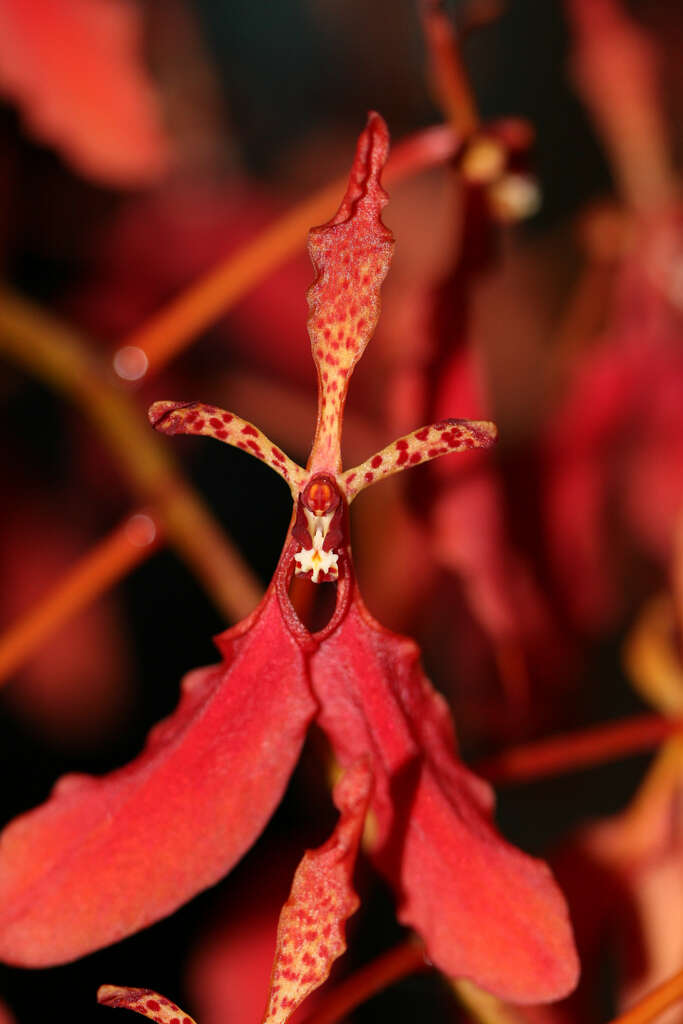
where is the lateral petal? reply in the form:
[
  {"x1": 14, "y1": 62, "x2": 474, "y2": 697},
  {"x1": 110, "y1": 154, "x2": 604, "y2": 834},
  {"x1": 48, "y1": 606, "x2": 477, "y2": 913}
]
[
  {"x1": 310, "y1": 593, "x2": 579, "y2": 1004},
  {"x1": 149, "y1": 401, "x2": 307, "y2": 495},
  {"x1": 341, "y1": 418, "x2": 497, "y2": 502},
  {"x1": 0, "y1": 590, "x2": 316, "y2": 966},
  {"x1": 98, "y1": 986, "x2": 197, "y2": 1024},
  {"x1": 262, "y1": 762, "x2": 372, "y2": 1024}
]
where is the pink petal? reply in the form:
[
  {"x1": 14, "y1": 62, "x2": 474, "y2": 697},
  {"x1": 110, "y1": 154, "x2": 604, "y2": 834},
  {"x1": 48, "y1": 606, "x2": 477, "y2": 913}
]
[
  {"x1": 0, "y1": 590, "x2": 316, "y2": 966},
  {"x1": 263, "y1": 762, "x2": 372, "y2": 1024},
  {"x1": 0, "y1": 0, "x2": 168, "y2": 186},
  {"x1": 311, "y1": 592, "x2": 579, "y2": 1003},
  {"x1": 98, "y1": 985, "x2": 197, "y2": 1024},
  {"x1": 307, "y1": 112, "x2": 394, "y2": 474}
]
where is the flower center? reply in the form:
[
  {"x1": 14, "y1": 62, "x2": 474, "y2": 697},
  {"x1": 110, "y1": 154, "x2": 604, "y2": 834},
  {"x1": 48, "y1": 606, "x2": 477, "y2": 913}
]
[{"x1": 293, "y1": 474, "x2": 344, "y2": 583}]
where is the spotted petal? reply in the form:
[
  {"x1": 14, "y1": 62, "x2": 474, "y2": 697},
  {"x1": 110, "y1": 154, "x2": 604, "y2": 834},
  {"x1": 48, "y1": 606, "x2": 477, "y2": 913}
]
[
  {"x1": 0, "y1": 590, "x2": 316, "y2": 966},
  {"x1": 98, "y1": 986, "x2": 197, "y2": 1024},
  {"x1": 149, "y1": 400, "x2": 307, "y2": 495},
  {"x1": 307, "y1": 112, "x2": 394, "y2": 474},
  {"x1": 262, "y1": 762, "x2": 372, "y2": 1024},
  {"x1": 310, "y1": 591, "x2": 579, "y2": 1004},
  {"x1": 341, "y1": 418, "x2": 497, "y2": 501}
]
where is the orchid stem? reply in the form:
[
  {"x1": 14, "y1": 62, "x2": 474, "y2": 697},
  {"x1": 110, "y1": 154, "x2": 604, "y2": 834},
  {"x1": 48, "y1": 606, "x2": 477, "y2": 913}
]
[
  {"x1": 606, "y1": 963, "x2": 683, "y2": 1024},
  {"x1": 421, "y1": 0, "x2": 480, "y2": 137},
  {"x1": 452, "y1": 978, "x2": 531, "y2": 1024},
  {"x1": 476, "y1": 713, "x2": 683, "y2": 784},
  {"x1": 0, "y1": 512, "x2": 161, "y2": 685},
  {"x1": 0, "y1": 288, "x2": 262, "y2": 622},
  {"x1": 121, "y1": 125, "x2": 459, "y2": 375},
  {"x1": 300, "y1": 939, "x2": 429, "y2": 1024}
]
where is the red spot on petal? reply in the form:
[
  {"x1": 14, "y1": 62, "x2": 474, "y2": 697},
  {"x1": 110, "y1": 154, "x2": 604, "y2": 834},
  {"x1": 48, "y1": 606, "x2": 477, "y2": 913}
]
[
  {"x1": 371, "y1": 454, "x2": 382, "y2": 468},
  {"x1": 242, "y1": 424, "x2": 259, "y2": 437}
]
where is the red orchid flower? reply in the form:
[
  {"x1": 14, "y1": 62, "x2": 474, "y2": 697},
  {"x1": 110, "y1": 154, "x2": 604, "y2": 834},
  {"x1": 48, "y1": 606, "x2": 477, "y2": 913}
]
[{"x1": 0, "y1": 113, "x2": 577, "y2": 1006}]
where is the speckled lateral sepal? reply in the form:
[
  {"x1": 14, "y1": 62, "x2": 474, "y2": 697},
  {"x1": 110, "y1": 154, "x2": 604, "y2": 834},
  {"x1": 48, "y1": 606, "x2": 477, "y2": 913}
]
[{"x1": 342, "y1": 418, "x2": 497, "y2": 501}]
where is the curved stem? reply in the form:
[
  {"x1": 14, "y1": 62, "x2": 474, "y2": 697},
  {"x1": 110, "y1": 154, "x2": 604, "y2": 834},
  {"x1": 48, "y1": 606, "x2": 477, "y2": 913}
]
[
  {"x1": 300, "y1": 939, "x2": 428, "y2": 1024},
  {"x1": 121, "y1": 126, "x2": 459, "y2": 374},
  {"x1": 0, "y1": 289, "x2": 262, "y2": 622},
  {"x1": 420, "y1": 0, "x2": 479, "y2": 137},
  {"x1": 0, "y1": 511, "x2": 160, "y2": 685},
  {"x1": 607, "y1": 964, "x2": 683, "y2": 1024},
  {"x1": 475, "y1": 713, "x2": 683, "y2": 784},
  {"x1": 452, "y1": 978, "x2": 531, "y2": 1024}
]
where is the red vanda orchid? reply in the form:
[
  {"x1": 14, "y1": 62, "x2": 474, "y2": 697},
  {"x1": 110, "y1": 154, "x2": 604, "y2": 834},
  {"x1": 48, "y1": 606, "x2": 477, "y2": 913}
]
[{"x1": 0, "y1": 113, "x2": 578, "y2": 1008}]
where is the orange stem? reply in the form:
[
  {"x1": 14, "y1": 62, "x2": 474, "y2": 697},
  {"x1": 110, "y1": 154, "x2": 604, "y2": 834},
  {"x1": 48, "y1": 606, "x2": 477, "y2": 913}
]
[
  {"x1": 0, "y1": 512, "x2": 160, "y2": 685},
  {"x1": 0, "y1": 289, "x2": 262, "y2": 622},
  {"x1": 300, "y1": 939, "x2": 428, "y2": 1024},
  {"x1": 420, "y1": 0, "x2": 479, "y2": 137},
  {"x1": 476, "y1": 713, "x2": 683, "y2": 784},
  {"x1": 122, "y1": 125, "x2": 458, "y2": 374},
  {"x1": 607, "y1": 964, "x2": 683, "y2": 1024}
]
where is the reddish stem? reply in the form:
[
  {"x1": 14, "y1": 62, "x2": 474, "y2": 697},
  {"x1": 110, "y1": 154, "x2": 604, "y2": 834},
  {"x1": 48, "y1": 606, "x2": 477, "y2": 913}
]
[
  {"x1": 0, "y1": 512, "x2": 160, "y2": 685},
  {"x1": 476, "y1": 714, "x2": 683, "y2": 784},
  {"x1": 421, "y1": 0, "x2": 479, "y2": 136},
  {"x1": 607, "y1": 964, "x2": 683, "y2": 1024},
  {"x1": 300, "y1": 939, "x2": 429, "y2": 1024}
]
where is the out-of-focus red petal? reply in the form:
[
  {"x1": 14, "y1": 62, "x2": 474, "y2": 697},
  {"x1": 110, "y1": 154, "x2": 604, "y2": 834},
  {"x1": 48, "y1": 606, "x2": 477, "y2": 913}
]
[
  {"x1": 311, "y1": 592, "x2": 578, "y2": 1004},
  {"x1": 0, "y1": 0, "x2": 168, "y2": 186},
  {"x1": 98, "y1": 985, "x2": 197, "y2": 1024},
  {"x1": 262, "y1": 762, "x2": 372, "y2": 1024},
  {"x1": 307, "y1": 112, "x2": 394, "y2": 475},
  {"x1": 0, "y1": 590, "x2": 316, "y2": 966}
]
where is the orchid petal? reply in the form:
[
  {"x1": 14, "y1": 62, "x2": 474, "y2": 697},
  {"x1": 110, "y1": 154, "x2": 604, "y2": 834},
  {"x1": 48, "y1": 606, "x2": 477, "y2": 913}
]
[
  {"x1": 341, "y1": 418, "x2": 497, "y2": 501},
  {"x1": 149, "y1": 400, "x2": 307, "y2": 495},
  {"x1": 307, "y1": 112, "x2": 394, "y2": 474},
  {"x1": 263, "y1": 762, "x2": 371, "y2": 1024},
  {"x1": 0, "y1": 0, "x2": 168, "y2": 186},
  {"x1": 0, "y1": 590, "x2": 316, "y2": 966},
  {"x1": 98, "y1": 985, "x2": 197, "y2": 1024},
  {"x1": 310, "y1": 592, "x2": 579, "y2": 1004}
]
